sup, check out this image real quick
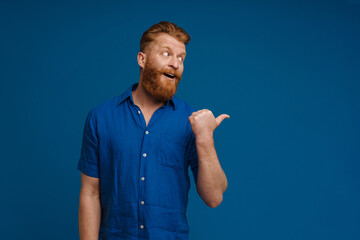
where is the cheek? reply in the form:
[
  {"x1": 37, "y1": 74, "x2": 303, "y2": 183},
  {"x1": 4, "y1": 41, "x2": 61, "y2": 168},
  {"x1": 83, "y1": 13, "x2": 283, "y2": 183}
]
[{"x1": 148, "y1": 56, "x2": 163, "y2": 67}]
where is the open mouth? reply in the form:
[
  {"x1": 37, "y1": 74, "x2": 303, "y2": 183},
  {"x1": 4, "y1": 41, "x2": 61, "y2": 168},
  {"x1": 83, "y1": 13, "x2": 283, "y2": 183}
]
[{"x1": 163, "y1": 73, "x2": 175, "y2": 80}]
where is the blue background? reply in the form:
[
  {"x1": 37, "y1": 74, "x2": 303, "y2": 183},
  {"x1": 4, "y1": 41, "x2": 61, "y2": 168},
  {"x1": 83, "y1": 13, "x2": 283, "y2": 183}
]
[{"x1": 1, "y1": 0, "x2": 359, "y2": 239}]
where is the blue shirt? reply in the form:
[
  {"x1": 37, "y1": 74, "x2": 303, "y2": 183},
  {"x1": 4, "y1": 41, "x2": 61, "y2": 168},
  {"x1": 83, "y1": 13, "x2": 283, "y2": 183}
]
[{"x1": 77, "y1": 82, "x2": 199, "y2": 240}]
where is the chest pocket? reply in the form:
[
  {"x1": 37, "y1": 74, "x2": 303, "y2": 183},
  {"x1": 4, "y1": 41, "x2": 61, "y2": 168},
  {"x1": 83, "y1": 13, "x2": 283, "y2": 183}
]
[{"x1": 161, "y1": 134, "x2": 188, "y2": 169}]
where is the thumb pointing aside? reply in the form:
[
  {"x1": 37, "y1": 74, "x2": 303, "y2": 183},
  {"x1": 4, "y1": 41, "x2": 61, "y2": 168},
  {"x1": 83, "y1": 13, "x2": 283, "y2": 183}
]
[{"x1": 215, "y1": 114, "x2": 230, "y2": 127}]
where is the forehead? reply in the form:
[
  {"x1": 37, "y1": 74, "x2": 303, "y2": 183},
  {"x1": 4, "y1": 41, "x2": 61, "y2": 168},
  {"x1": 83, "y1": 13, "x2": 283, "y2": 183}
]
[{"x1": 149, "y1": 33, "x2": 186, "y2": 53}]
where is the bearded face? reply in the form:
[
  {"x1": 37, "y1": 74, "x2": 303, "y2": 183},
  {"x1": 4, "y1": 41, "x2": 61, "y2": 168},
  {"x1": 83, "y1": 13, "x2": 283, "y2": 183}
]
[{"x1": 141, "y1": 60, "x2": 182, "y2": 102}]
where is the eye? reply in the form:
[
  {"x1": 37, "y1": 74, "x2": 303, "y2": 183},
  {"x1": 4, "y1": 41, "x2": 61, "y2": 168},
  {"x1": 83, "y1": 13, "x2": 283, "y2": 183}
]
[
  {"x1": 178, "y1": 56, "x2": 184, "y2": 62},
  {"x1": 162, "y1": 52, "x2": 169, "y2": 56}
]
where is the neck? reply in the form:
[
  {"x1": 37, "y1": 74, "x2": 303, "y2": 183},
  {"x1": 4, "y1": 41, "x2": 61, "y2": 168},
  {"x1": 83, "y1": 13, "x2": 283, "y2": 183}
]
[{"x1": 132, "y1": 80, "x2": 166, "y2": 111}]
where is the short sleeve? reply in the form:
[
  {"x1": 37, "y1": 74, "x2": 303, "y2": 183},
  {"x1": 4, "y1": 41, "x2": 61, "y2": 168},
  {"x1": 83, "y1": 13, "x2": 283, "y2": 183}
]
[
  {"x1": 76, "y1": 110, "x2": 100, "y2": 178},
  {"x1": 188, "y1": 132, "x2": 198, "y2": 184}
]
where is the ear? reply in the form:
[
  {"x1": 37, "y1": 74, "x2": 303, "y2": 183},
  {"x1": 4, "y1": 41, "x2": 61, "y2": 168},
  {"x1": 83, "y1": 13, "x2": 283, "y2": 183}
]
[{"x1": 137, "y1": 52, "x2": 146, "y2": 69}]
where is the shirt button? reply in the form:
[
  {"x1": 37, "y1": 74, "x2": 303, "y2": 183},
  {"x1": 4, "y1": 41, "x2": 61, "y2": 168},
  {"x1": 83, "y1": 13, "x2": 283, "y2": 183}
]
[
  {"x1": 141, "y1": 201, "x2": 145, "y2": 205},
  {"x1": 145, "y1": 131, "x2": 149, "y2": 134},
  {"x1": 141, "y1": 177, "x2": 145, "y2": 181},
  {"x1": 140, "y1": 225, "x2": 144, "y2": 229},
  {"x1": 138, "y1": 110, "x2": 141, "y2": 114},
  {"x1": 143, "y1": 153, "x2": 147, "y2": 157}
]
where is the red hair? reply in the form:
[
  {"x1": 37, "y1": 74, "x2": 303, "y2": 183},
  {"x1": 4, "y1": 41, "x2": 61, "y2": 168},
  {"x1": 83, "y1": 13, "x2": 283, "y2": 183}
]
[{"x1": 140, "y1": 21, "x2": 190, "y2": 53}]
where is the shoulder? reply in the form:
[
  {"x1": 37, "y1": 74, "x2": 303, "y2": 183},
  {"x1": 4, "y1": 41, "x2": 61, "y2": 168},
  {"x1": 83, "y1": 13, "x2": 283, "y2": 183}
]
[
  {"x1": 86, "y1": 95, "x2": 120, "y2": 120},
  {"x1": 172, "y1": 95, "x2": 198, "y2": 116}
]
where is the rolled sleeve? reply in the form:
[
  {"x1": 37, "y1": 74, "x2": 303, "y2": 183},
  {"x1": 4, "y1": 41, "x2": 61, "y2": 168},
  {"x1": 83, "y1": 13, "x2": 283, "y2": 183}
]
[{"x1": 77, "y1": 110, "x2": 100, "y2": 178}]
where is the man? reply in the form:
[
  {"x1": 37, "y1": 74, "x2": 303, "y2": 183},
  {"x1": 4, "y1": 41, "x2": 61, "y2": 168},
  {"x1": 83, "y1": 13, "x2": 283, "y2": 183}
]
[{"x1": 77, "y1": 21, "x2": 229, "y2": 240}]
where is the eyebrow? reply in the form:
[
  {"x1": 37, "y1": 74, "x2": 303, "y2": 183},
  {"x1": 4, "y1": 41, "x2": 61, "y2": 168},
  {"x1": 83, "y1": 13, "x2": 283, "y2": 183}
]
[{"x1": 161, "y1": 46, "x2": 186, "y2": 56}]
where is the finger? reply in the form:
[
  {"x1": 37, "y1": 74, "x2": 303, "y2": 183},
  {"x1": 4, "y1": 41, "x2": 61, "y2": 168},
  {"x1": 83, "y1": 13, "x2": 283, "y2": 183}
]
[{"x1": 215, "y1": 114, "x2": 230, "y2": 127}]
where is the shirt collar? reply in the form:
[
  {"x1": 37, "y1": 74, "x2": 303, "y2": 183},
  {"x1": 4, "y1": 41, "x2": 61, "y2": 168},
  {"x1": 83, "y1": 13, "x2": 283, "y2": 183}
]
[{"x1": 118, "y1": 82, "x2": 177, "y2": 110}]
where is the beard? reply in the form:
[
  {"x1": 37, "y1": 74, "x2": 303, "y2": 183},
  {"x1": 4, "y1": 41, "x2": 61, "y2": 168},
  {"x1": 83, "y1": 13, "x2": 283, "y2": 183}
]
[{"x1": 141, "y1": 61, "x2": 182, "y2": 102}]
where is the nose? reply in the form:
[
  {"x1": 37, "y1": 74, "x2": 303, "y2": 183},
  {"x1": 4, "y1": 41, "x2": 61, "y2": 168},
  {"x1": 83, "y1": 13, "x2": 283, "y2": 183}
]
[{"x1": 169, "y1": 56, "x2": 180, "y2": 70}]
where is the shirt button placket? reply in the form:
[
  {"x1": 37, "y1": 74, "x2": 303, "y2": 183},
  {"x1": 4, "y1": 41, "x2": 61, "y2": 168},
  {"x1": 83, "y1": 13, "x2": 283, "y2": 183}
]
[{"x1": 139, "y1": 128, "x2": 149, "y2": 234}]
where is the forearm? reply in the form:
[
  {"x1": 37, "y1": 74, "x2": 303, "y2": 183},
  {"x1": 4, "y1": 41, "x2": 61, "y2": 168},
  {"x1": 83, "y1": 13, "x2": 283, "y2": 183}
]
[
  {"x1": 79, "y1": 191, "x2": 101, "y2": 240},
  {"x1": 195, "y1": 134, "x2": 228, "y2": 208}
]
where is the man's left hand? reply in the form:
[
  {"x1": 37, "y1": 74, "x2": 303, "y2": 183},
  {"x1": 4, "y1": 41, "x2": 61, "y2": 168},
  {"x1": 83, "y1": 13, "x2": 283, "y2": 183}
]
[{"x1": 188, "y1": 109, "x2": 230, "y2": 139}]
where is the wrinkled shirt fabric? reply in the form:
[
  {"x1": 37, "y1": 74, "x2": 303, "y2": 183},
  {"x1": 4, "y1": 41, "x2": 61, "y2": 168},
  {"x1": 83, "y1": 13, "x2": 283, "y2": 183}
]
[{"x1": 77, "y1": 82, "x2": 198, "y2": 240}]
